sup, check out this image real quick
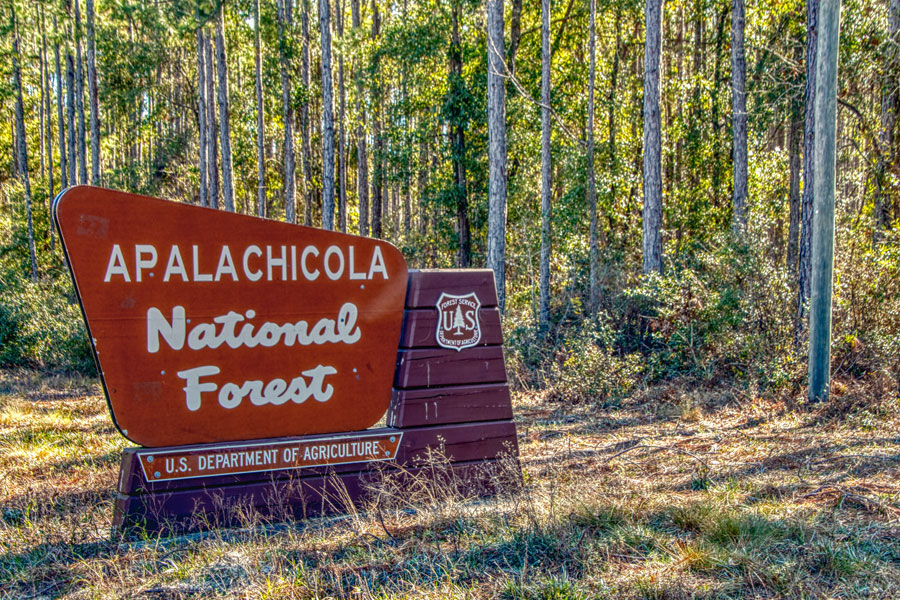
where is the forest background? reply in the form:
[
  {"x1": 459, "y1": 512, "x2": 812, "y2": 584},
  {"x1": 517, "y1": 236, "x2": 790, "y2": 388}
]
[{"x1": 0, "y1": 0, "x2": 898, "y2": 405}]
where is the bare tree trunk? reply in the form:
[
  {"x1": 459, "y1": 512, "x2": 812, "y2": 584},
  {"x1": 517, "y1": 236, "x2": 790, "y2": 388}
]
[
  {"x1": 38, "y1": 5, "x2": 47, "y2": 182},
  {"x1": 539, "y1": 0, "x2": 552, "y2": 333},
  {"x1": 277, "y1": 0, "x2": 295, "y2": 222},
  {"x1": 197, "y1": 26, "x2": 208, "y2": 207},
  {"x1": 215, "y1": 5, "x2": 235, "y2": 212},
  {"x1": 352, "y1": 0, "x2": 369, "y2": 236},
  {"x1": 337, "y1": 0, "x2": 348, "y2": 232},
  {"x1": 507, "y1": 0, "x2": 523, "y2": 78},
  {"x1": 41, "y1": 6, "x2": 55, "y2": 200},
  {"x1": 797, "y1": 0, "x2": 818, "y2": 338},
  {"x1": 875, "y1": 0, "x2": 899, "y2": 235},
  {"x1": 450, "y1": 2, "x2": 470, "y2": 266},
  {"x1": 643, "y1": 0, "x2": 664, "y2": 274},
  {"x1": 54, "y1": 16, "x2": 68, "y2": 191},
  {"x1": 486, "y1": 0, "x2": 507, "y2": 307},
  {"x1": 373, "y1": 112, "x2": 384, "y2": 238},
  {"x1": 12, "y1": 6, "x2": 38, "y2": 281},
  {"x1": 730, "y1": 0, "x2": 747, "y2": 234},
  {"x1": 74, "y1": 0, "x2": 87, "y2": 184},
  {"x1": 254, "y1": 0, "x2": 266, "y2": 218},
  {"x1": 205, "y1": 33, "x2": 219, "y2": 209},
  {"x1": 320, "y1": 0, "x2": 336, "y2": 229},
  {"x1": 301, "y1": 0, "x2": 314, "y2": 225},
  {"x1": 587, "y1": 0, "x2": 599, "y2": 313},
  {"x1": 66, "y1": 26, "x2": 77, "y2": 188},
  {"x1": 87, "y1": 0, "x2": 99, "y2": 184}
]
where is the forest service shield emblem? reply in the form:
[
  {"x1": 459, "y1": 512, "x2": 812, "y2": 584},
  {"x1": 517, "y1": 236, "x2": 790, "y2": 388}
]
[{"x1": 435, "y1": 292, "x2": 482, "y2": 351}]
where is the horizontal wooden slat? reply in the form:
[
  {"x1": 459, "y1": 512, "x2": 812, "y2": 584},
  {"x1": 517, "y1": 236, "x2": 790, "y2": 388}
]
[
  {"x1": 394, "y1": 346, "x2": 507, "y2": 389},
  {"x1": 114, "y1": 459, "x2": 515, "y2": 536},
  {"x1": 405, "y1": 269, "x2": 498, "y2": 309},
  {"x1": 388, "y1": 384, "x2": 513, "y2": 427},
  {"x1": 399, "y1": 307, "x2": 502, "y2": 348},
  {"x1": 118, "y1": 421, "x2": 517, "y2": 495}
]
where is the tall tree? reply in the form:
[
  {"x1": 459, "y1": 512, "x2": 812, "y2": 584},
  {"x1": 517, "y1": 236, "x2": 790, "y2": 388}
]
[
  {"x1": 54, "y1": 15, "x2": 68, "y2": 191},
  {"x1": 41, "y1": 5, "x2": 55, "y2": 199},
  {"x1": 370, "y1": 0, "x2": 383, "y2": 238},
  {"x1": 86, "y1": 0, "x2": 99, "y2": 184},
  {"x1": 336, "y1": 0, "x2": 348, "y2": 232},
  {"x1": 730, "y1": 0, "x2": 747, "y2": 233},
  {"x1": 301, "y1": 0, "x2": 314, "y2": 225},
  {"x1": 797, "y1": 0, "x2": 818, "y2": 338},
  {"x1": 215, "y1": 4, "x2": 235, "y2": 212},
  {"x1": 787, "y1": 102, "x2": 802, "y2": 276},
  {"x1": 254, "y1": 0, "x2": 266, "y2": 218},
  {"x1": 320, "y1": 0, "x2": 336, "y2": 230},
  {"x1": 197, "y1": 26, "x2": 209, "y2": 208},
  {"x1": 587, "y1": 0, "x2": 599, "y2": 313},
  {"x1": 66, "y1": 19, "x2": 77, "y2": 187},
  {"x1": 205, "y1": 33, "x2": 219, "y2": 209},
  {"x1": 352, "y1": 0, "x2": 369, "y2": 235},
  {"x1": 74, "y1": 0, "x2": 87, "y2": 184},
  {"x1": 486, "y1": 0, "x2": 507, "y2": 307},
  {"x1": 278, "y1": 0, "x2": 296, "y2": 222},
  {"x1": 539, "y1": 0, "x2": 552, "y2": 333},
  {"x1": 643, "y1": 0, "x2": 664, "y2": 274},
  {"x1": 875, "y1": 0, "x2": 899, "y2": 234},
  {"x1": 12, "y1": 4, "x2": 38, "y2": 281},
  {"x1": 449, "y1": 1, "x2": 470, "y2": 266}
]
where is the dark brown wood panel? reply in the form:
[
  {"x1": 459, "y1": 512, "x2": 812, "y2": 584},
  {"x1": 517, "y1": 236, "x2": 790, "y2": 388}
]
[
  {"x1": 400, "y1": 307, "x2": 502, "y2": 348},
  {"x1": 118, "y1": 421, "x2": 517, "y2": 495},
  {"x1": 394, "y1": 346, "x2": 507, "y2": 389},
  {"x1": 405, "y1": 269, "x2": 498, "y2": 308},
  {"x1": 388, "y1": 384, "x2": 513, "y2": 427},
  {"x1": 114, "y1": 459, "x2": 513, "y2": 536}
]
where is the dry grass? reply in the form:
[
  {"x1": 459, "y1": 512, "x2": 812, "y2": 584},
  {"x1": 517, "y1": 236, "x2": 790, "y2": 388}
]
[{"x1": 2, "y1": 368, "x2": 899, "y2": 599}]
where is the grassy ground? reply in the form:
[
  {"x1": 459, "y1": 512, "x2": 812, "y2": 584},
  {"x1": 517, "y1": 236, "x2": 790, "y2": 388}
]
[{"x1": 1, "y1": 368, "x2": 899, "y2": 599}]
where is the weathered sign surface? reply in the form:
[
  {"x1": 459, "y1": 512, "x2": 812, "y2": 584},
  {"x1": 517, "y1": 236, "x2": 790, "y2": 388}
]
[{"x1": 54, "y1": 186, "x2": 408, "y2": 447}]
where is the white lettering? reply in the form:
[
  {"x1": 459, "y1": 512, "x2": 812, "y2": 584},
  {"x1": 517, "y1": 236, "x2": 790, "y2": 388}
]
[
  {"x1": 177, "y1": 365, "x2": 220, "y2": 411},
  {"x1": 147, "y1": 306, "x2": 186, "y2": 352},
  {"x1": 104, "y1": 244, "x2": 131, "y2": 282},
  {"x1": 267, "y1": 245, "x2": 287, "y2": 281},
  {"x1": 215, "y1": 246, "x2": 238, "y2": 281},
  {"x1": 243, "y1": 245, "x2": 263, "y2": 281},
  {"x1": 192, "y1": 245, "x2": 213, "y2": 282},
  {"x1": 324, "y1": 246, "x2": 344, "y2": 280},
  {"x1": 135, "y1": 245, "x2": 157, "y2": 282},
  {"x1": 301, "y1": 246, "x2": 320, "y2": 281},
  {"x1": 368, "y1": 246, "x2": 388, "y2": 279},
  {"x1": 163, "y1": 246, "x2": 188, "y2": 282}
]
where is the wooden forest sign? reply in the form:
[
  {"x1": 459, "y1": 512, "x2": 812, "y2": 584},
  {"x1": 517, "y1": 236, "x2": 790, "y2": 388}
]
[
  {"x1": 54, "y1": 186, "x2": 408, "y2": 447},
  {"x1": 54, "y1": 186, "x2": 519, "y2": 536}
]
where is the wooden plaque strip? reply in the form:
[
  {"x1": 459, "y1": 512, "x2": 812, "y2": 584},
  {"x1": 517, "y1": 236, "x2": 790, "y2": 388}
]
[
  {"x1": 114, "y1": 459, "x2": 511, "y2": 535},
  {"x1": 387, "y1": 384, "x2": 513, "y2": 428},
  {"x1": 400, "y1": 307, "x2": 502, "y2": 349},
  {"x1": 394, "y1": 346, "x2": 507, "y2": 389},
  {"x1": 118, "y1": 421, "x2": 517, "y2": 495},
  {"x1": 405, "y1": 270, "x2": 498, "y2": 309}
]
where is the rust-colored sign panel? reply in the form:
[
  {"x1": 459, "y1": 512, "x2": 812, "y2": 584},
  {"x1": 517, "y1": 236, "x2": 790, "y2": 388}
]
[
  {"x1": 54, "y1": 186, "x2": 408, "y2": 447},
  {"x1": 136, "y1": 431, "x2": 403, "y2": 482}
]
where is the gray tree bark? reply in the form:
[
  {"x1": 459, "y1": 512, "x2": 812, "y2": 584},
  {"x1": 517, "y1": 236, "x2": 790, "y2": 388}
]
[
  {"x1": 41, "y1": 6, "x2": 54, "y2": 199},
  {"x1": 197, "y1": 26, "x2": 208, "y2": 208},
  {"x1": 37, "y1": 4, "x2": 46, "y2": 181},
  {"x1": 337, "y1": 0, "x2": 348, "y2": 232},
  {"x1": 66, "y1": 29, "x2": 77, "y2": 187},
  {"x1": 352, "y1": 0, "x2": 369, "y2": 236},
  {"x1": 787, "y1": 107, "x2": 802, "y2": 277},
  {"x1": 87, "y1": 0, "x2": 99, "y2": 185},
  {"x1": 12, "y1": 6, "x2": 38, "y2": 281},
  {"x1": 254, "y1": 0, "x2": 266, "y2": 217},
  {"x1": 642, "y1": 0, "x2": 664, "y2": 274},
  {"x1": 54, "y1": 15, "x2": 68, "y2": 190},
  {"x1": 539, "y1": 0, "x2": 552, "y2": 333},
  {"x1": 301, "y1": 0, "x2": 314, "y2": 225},
  {"x1": 215, "y1": 5, "x2": 235, "y2": 212},
  {"x1": 797, "y1": 0, "x2": 818, "y2": 338},
  {"x1": 730, "y1": 0, "x2": 747, "y2": 234},
  {"x1": 205, "y1": 33, "x2": 219, "y2": 209},
  {"x1": 278, "y1": 0, "x2": 296, "y2": 222},
  {"x1": 587, "y1": 0, "x2": 599, "y2": 313},
  {"x1": 874, "y1": 0, "x2": 899, "y2": 235},
  {"x1": 74, "y1": 0, "x2": 87, "y2": 184},
  {"x1": 486, "y1": 0, "x2": 507, "y2": 309},
  {"x1": 320, "y1": 0, "x2": 336, "y2": 230},
  {"x1": 450, "y1": 2, "x2": 469, "y2": 266}
]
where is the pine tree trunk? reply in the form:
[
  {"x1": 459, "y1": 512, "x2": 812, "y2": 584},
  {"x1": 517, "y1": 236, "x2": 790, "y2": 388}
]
[
  {"x1": 197, "y1": 26, "x2": 208, "y2": 207},
  {"x1": 205, "y1": 33, "x2": 219, "y2": 209},
  {"x1": 86, "y1": 0, "x2": 99, "y2": 184},
  {"x1": 54, "y1": 16, "x2": 68, "y2": 191},
  {"x1": 539, "y1": 0, "x2": 552, "y2": 333},
  {"x1": 787, "y1": 106, "x2": 802, "y2": 277},
  {"x1": 875, "y1": 0, "x2": 899, "y2": 235},
  {"x1": 730, "y1": 0, "x2": 748, "y2": 233},
  {"x1": 66, "y1": 35, "x2": 77, "y2": 187},
  {"x1": 797, "y1": 0, "x2": 818, "y2": 338},
  {"x1": 587, "y1": 0, "x2": 599, "y2": 314},
  {"x1": 254, "y1": 0, "x2": 266, "y2": 218},
  {"x1": 486, "y1": 0, "x2": 506, "y2": 305},
  {"x1": 215, "y1": 5, "x2": 235, "y2": 212},
  {"x1": 320, "y1": 0, "x2": 336, "y2": 230},
  {"x1": 643, "y1": 0, "x2": 664, "y2": 274},
  {"x1": 41, "y1": 6, "x2": 55, "y2": 201},
  {"x1": 337, "y1": 0, "x2": 348, "y2": 232},
  {"x1": 450, "y1": 2, "x2": 470, "y2": 266},
  {"x1": 418, "y1": 136, "x2": 428, "y2": 236},
  {"x1": 301, "y1": 0, "x2": 314, "y2": 225},
  {"x1": 74, "y1": 0, "x2": 87, "y2": 184},
  {"x1": 507, "y1": 0, "x2": 522, "y2": 78},
  {"x1": 38, "y1": 5, "x2": 47, "y2": 182},
  {"x1": 373, "y1": 111, "x2": 384, "y2": 238},
  {"x1": 352, "y1": 0, "x2": 369, "y2": 236},
  {"x1": 12, "y1": 6, "x2": 38, "y2": 281},
  {"x1": 277, "y1": 0, "x2": 295, "y2": 222}
]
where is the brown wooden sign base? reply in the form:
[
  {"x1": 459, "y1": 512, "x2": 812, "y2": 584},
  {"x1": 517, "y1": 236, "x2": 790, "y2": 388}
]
[{"x1": 113, "y1": 270, "x2": 519, "y2": 536}]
